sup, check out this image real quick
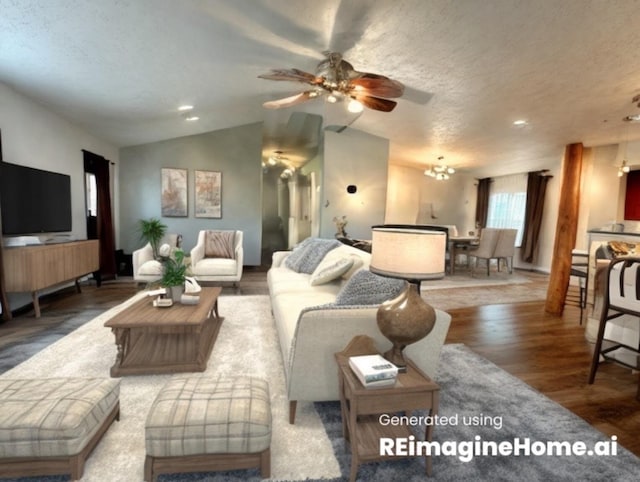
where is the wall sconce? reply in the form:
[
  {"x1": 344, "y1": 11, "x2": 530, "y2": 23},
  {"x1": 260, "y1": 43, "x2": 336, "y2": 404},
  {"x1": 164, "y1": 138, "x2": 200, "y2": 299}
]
[
  {"x1": 346, "y1": 184, "x2": 358, "y2": 194},
  {"x1": 618, "y1": 159, "x2": 630, "y2": 177}
]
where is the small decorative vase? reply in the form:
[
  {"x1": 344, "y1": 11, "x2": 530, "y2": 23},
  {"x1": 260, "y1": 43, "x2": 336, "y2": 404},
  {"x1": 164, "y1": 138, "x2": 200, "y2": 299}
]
[{"x1": 169, "y1": 285, "x2": 184, "y2": 303}]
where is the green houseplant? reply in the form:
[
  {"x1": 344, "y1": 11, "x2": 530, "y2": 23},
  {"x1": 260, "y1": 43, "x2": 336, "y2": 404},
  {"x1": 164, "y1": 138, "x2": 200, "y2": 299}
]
[
  {"x1": 158, "y1": 243, "x2": 189, "y2": 301},
  {"x1": 138, "y1": 218, "x2": 167, "y2": 259}
]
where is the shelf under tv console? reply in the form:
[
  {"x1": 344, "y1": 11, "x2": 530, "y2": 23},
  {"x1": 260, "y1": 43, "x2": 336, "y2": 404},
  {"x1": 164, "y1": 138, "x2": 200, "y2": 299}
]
[{"x1": 2, "y1": 239, "x2": 99, "y2": 317}]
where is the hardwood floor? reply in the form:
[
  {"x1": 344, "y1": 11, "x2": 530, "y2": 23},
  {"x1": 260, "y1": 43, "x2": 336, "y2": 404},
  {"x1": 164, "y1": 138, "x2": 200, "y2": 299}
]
[{"x1": 1, "y1": 269, "x2": 638, "y2": 457}]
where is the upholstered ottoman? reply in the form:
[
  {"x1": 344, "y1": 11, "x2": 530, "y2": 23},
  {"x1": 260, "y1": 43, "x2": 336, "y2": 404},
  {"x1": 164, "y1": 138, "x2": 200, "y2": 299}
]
[
  {"x1": 0, "y1": 378, "x2": 120, "y2": 480},
  {"x1": 144, "y1": 375, "x2": 271, "y2": 481}
]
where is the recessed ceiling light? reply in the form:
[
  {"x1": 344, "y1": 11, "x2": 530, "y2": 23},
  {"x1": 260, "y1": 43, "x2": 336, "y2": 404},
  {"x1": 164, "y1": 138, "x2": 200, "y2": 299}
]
[
  {"x1": 178, "y1": 105, "x2": 194, "y2": 111},
  {"x1": 513, "y1": 119, "x2": 528, "y2": 126},
  {"x1": 623, "y1": 114, "x2": 640, "y2": 122}
]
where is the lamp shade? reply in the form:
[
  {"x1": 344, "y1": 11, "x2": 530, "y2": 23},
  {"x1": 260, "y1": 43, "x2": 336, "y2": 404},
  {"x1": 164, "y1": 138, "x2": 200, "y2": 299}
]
[{"x1": 370, "y1": 227, "x2": 446, "y2": 281}]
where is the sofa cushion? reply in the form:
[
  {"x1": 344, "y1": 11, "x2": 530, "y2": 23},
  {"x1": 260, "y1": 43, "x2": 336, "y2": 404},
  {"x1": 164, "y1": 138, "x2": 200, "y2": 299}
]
[
  {"x1": 138, "y1": 260, "x2": 163, "y2": 276},
  {"x1": 310, "y1": 256, "x2": 354, "y2": 286},
  {"x1": 284, "y1": 238, "x2": 341, "y2": 274},
  {"x1": 192, "y1": 257, "x2": 237, "y2": 276},
  {"x1": 335, "y1": 269, "x2": 405, "y2": 306},
  {"x1": 268, "y1": 267, "x2": 342, "y2": 297}
]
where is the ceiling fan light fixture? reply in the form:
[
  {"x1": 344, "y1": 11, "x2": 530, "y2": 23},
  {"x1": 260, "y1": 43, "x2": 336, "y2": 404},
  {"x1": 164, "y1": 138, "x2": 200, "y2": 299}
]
[{"x1": 347, "y1": 98, "x2": 363, "y2": 113}]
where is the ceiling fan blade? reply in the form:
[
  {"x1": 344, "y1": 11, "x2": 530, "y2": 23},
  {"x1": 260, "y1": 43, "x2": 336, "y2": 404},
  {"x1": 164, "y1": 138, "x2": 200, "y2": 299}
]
[
  {"x1": 263, "y1": 91, "x2": 319, "y2": 109},
  {"x1": 258, "y1": 68, "x2": 321, "y2": 85},
  {"x1": 352, "y1": 93, "x2": 398, "y2": 112},
  {"x1": 350, "y1": 75, "x2": 405, "y2": 98}
]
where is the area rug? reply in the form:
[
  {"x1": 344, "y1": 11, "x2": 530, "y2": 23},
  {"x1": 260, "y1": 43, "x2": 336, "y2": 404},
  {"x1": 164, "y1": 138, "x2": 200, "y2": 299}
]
[
  {"x1": 422, "y1": 281, "x2": 548, "y2": 312},
  {"x1": 421, "y1": 271, "x2": 531, "y2": 290},
  {"x1": 2, "y1": 295, "x2": 637, "y2": 481}
]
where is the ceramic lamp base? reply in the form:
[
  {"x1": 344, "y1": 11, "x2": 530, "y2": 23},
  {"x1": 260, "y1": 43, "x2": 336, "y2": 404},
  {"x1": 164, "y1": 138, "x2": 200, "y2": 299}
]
[{"x1": 376, "y1": 282, "x2": 436, "y2": 369}]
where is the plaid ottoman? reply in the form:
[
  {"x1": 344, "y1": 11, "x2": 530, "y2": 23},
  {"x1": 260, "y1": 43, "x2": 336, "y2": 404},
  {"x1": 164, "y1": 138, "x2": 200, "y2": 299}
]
[
  {"x1": 144, "y1": 375, "x2": 271, "y2": 481},
  {"x1": 0, "y1": 378, "x2": 120, "y2": 479}
]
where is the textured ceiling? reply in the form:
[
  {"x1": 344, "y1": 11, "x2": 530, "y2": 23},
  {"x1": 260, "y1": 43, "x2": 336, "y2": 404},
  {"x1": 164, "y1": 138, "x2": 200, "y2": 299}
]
[{"x1": 2, "y1": 0, "x2": 640, "y2": 177}]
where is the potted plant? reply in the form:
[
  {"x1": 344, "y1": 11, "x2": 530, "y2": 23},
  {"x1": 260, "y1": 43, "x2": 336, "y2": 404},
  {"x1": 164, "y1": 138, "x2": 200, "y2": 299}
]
[
  {"x1": 158, "y1": 244, "x2": 188, "y2": 301},
  {"x1": 138, "y1": 218, "x2": 167, "y2": 259}
]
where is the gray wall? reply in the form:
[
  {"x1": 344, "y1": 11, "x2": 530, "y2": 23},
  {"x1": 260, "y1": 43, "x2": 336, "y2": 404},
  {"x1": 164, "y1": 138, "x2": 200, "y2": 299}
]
[{"x1": 119, "y1": 123, "x2": 263, "y2": 265}]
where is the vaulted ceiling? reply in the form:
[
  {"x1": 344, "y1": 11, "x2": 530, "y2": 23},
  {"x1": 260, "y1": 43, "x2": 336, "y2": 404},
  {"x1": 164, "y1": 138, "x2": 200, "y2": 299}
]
[{"x1": 2, "y1": 0, "x2": 640, "y2": 178}]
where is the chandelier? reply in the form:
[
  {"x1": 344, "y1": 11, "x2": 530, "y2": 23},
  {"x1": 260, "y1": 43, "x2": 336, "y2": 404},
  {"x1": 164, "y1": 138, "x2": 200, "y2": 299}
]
[{"x1": 424, "y1": 156, "x2": 455, "y2": 180}]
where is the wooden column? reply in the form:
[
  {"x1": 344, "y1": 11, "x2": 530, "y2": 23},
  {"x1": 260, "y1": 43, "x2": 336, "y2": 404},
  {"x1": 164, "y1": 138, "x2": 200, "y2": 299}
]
[{"x1": 545, "y1": 142, "x2": 583, "y2": 315}]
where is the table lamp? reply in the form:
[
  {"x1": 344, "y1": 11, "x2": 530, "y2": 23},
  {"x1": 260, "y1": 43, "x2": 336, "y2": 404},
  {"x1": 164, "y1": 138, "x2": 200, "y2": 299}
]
[{"x1": 370, "y1": 226, "x2": 446, "y2": 370}]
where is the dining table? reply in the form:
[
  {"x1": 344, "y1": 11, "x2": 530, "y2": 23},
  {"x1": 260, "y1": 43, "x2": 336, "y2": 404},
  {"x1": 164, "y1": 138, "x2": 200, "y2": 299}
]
[{"x1": 448, "y1": 235, "x2": 479, "y2": 274}]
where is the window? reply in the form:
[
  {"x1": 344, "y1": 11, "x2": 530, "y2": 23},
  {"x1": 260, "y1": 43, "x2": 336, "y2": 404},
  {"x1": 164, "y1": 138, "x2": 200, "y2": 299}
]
[
  {"x1": 85, "y1": 172, "x2": 97, "y2": 216},
  {"x1": 486, "y1": 173, "x2": 527, "y2": 246}
]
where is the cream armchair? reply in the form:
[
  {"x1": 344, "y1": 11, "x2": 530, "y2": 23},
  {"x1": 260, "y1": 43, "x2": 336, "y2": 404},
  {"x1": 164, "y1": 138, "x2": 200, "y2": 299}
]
[
  {"x1": 190, "y1": 230, "x2": 243, "y2": 285},
  {"x1": 132, "y1": 233, "x2": 180, "y2": 283}
]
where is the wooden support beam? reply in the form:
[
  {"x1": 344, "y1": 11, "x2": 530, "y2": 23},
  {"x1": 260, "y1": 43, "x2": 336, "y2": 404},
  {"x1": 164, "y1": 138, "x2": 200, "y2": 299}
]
[{"x1": 545, "y1": 143, "x2": 583, "y2": 315}]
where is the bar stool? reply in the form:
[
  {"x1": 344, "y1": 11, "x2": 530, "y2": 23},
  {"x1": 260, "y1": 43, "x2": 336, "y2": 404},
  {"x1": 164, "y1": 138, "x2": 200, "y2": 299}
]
[
  {"x1": 568, "y1": 249, "x2": 589, "y2": 324},
  {"x1": 588, "y1": 257, "x2": 640, "y2": 401}
]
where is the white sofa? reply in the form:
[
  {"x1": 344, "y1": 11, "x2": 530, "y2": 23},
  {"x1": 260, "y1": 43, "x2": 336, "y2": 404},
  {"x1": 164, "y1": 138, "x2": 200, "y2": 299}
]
[
  {"x1": 267, "y1": 241, "x2": 452, "y2": 424},
  {"x1": 190, "y1": 230, "x2": 243, "y2": 285}
]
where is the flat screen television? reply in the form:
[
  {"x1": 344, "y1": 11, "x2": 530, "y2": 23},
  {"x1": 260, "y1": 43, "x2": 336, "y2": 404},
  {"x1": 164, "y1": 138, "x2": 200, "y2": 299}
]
[{"x1": 0, "y1": 161, "x2": 72, "y2": 235}]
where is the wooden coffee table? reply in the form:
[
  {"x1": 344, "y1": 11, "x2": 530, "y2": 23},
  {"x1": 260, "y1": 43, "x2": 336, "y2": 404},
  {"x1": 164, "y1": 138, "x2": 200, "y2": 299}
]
[{"x1": 104, "y1": 287, "x2": 223, "y2": 377}]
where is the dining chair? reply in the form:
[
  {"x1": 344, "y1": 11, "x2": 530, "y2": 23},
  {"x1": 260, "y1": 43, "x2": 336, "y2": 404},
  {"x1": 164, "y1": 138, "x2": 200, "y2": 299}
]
[
  {"x1": 468, "y1": 228, "x2": 501, "y2": 276},
  {"x1": 493, "y1": 229, "x2": 517, "y2": 274}
]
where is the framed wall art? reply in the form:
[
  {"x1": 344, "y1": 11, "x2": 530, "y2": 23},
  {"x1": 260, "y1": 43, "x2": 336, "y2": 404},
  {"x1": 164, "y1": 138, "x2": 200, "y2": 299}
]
[
  {"x1": 195, "y1": 170, "x2": 222, "y2": 218},
  {"x1": 161, "y1": 168, "x2": 188, "y2": 217}
]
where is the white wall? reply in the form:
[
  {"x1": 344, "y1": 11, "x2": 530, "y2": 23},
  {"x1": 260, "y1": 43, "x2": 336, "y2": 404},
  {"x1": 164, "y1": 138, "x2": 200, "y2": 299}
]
[
  {"x1": 321, "y1": 129, "x2": 389, "y2": 240},
  {"x1": 386, "y1": 164, "x2": 476, "y2": 234},
  {"x1": 0, "y1": 82, "x2": 120, "y2": 243},
  {"x1": 0, "y1": 82, "x2": 119, "y2": 312}
]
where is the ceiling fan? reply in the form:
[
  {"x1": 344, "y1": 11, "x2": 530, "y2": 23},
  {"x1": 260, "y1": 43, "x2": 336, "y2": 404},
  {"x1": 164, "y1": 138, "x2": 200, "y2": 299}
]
[{"x1": 259, "y1": 51, "x2": 405, "y2": 113}]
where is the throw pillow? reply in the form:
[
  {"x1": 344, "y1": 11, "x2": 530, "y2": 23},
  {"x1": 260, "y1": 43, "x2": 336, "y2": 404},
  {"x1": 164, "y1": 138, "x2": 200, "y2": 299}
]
[
  {"x1": 309, "y1": 257, "x2": 355, "y2": 286},
  {"x1": 335, "y1": 269, "x2": 406, "y2": 305},
  {"x1": 284, "y1": 237, "x2": 314, "y2": 271},
  {"x1": 285, "y1": 238, "x2": 341, "y2": 274},
  {"x1": 204, "y1": 231, "x2": 236, "y2": 259}
]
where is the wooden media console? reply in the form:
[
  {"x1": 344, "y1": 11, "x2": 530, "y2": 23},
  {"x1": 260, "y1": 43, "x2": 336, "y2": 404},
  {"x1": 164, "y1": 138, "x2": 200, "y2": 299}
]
[{"x1": 2, "y1": 240, "x2": 99, "y2": 317}]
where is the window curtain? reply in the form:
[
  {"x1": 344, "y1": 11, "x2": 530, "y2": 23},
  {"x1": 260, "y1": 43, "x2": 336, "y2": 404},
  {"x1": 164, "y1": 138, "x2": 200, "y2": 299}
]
[
  {"x1": 520, "y1": 171, "x2": 552, "y2": 263},
  {"x1": 83, "y1": 150, "x2": 116, "y2": 280},
  {"x1": 475, "y1": 178, "x2": 492, "y2": 228}
]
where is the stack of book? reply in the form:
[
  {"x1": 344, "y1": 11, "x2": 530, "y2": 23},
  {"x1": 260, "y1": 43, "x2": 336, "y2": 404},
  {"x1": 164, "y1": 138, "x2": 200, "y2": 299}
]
[{"x1": 348, "y1": 354, "x2": 398, "y2": 389}]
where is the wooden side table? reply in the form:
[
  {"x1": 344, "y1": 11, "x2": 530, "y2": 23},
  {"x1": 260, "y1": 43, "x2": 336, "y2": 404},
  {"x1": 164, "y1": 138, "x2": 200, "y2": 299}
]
[{"x1": 335, "y1": 336, "x2": 440, "y2": 481}]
